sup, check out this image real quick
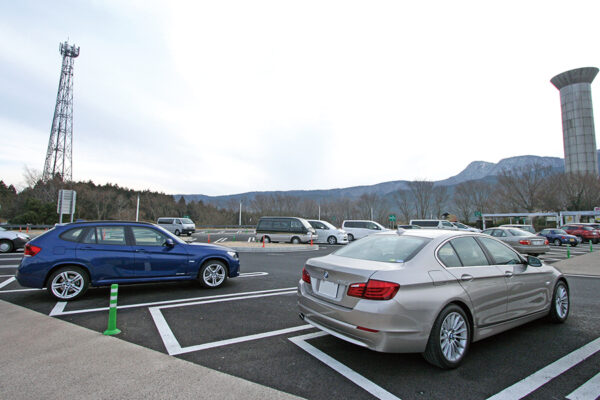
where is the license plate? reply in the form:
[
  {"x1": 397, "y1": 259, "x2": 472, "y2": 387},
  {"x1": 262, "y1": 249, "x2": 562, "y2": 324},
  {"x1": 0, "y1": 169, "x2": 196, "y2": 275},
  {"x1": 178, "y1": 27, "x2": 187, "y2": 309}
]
[
  {"x1": 570, "y1": 239, "x2": 575, "y2": 242},
  {"x1": 318, "y1": 280, "x2": 339, "y2": 298},
  {"x1": 532, "y1": 240, "x2": 543, "y2": 245}
]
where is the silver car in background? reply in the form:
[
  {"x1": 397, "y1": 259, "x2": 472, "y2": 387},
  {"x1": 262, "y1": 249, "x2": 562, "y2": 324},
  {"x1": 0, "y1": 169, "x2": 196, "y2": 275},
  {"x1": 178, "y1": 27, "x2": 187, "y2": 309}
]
[
  {"x1": 297, "y1": 230, "x2": 569, "y2": 369},
  {"x1": 308, "y1": 220, "x2": 348, "y2": 245},
  {"x1": 482, "y1": 227, "x2": 549, "y2": 256}
]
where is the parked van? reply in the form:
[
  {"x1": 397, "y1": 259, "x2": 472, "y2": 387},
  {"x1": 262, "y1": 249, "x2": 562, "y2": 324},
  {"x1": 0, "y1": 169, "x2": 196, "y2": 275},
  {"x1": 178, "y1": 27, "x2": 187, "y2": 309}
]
[
  {"x1": 156, "y1": 217, "x2": 196, "y2": 236},
  {"x1": 341, "y1": 220, "x2": 389, "y2": 241},
  {"x1": 409, "y1": 219, "x2": 457, "y2": 230},
  {"x1": 255, "y1": 217, "x2": 317, "y2": 244},
  {"x1": 307, "y1": 220, "x2": 348, "y2": 245}
]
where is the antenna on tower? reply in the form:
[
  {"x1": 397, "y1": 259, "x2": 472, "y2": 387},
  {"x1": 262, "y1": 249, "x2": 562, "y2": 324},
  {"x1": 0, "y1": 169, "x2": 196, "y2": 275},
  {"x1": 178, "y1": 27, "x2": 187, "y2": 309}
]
[{"x1": 42, "y1": 40, "x2": 80, "y2": 182}]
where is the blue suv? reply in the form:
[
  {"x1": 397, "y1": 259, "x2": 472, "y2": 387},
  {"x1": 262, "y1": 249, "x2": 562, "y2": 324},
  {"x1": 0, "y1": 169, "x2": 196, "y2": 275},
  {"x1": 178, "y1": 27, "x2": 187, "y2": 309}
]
[{"x1": 16, "y1": 221, "x2": 240, "y2": 300}]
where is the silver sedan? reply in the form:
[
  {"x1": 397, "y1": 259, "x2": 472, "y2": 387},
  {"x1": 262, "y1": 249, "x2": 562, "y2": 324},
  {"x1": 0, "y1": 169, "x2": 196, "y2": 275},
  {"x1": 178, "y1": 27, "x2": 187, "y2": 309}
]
[
  {"x1": 482, "y1": 227, "x2": 549, "y2": 256},
  {"x1": 297, "y1": 229, "x2": 569, "y2": 369}
]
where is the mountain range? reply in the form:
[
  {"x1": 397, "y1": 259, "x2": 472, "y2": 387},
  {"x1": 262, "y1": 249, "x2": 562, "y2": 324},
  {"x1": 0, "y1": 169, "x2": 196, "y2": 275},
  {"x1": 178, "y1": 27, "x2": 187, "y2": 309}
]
[{"x1": 176, "y1": 150, "x2": 600, "y2": 205}]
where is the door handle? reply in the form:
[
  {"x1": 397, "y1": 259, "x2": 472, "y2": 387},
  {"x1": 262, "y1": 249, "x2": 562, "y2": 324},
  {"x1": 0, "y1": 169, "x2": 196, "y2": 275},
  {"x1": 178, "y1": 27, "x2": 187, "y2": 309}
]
[
  {"x1": 460, "y1": 274, "x2": 473, "y2": 282},
  {"x1": 504, "y1": 271, "x2": 514, "y2": 277}
]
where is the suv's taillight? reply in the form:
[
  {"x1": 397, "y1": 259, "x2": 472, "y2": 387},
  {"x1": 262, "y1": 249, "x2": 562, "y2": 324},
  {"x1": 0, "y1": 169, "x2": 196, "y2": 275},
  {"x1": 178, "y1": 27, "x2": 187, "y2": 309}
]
[
  {"x1": 519, "y1": 240, "x2": 531, "y2": 245},
  {"x1": 347, "y1": 279, "x2": 400, "y2": 300},
  {"x1": 24, "y1": 244, "x2": 41, "y2": 256},
  {"x1": 302, "y1": 267, "x2": 311, "y2": 284}
]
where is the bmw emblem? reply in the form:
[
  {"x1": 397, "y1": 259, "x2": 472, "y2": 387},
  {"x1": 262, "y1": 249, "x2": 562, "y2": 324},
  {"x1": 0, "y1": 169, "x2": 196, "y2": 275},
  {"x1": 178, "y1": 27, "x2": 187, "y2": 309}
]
[{"x1": 324, "y1": 271, "x2": 329, "y2": 279}]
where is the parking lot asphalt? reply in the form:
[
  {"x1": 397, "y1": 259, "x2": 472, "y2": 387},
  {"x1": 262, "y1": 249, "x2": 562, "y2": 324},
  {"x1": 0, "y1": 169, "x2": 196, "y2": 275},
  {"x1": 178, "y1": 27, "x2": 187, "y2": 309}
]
[{"x1": 1, "y1": 245, "x2": 600, "y2": 399}]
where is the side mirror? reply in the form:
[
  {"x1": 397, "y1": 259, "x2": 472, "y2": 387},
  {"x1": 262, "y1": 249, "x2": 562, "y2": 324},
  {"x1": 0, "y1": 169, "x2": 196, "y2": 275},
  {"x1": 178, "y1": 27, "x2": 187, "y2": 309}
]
[
  {"x1": 527, "y1": 255, "x2": 542, "y2": 267},
  {"x1": 164, "y1": 238, "x2": 175, "y2": 247}
]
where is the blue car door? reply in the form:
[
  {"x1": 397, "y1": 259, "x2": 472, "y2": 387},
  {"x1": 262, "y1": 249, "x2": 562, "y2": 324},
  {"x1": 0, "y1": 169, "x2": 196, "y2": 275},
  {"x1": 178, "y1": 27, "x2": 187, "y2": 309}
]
[
  {"x1": 129, "y1": 226, "x2": 190, "y2": 278},
  {"x1": 77, "y1": 226, "x2": 137, "y2": 281}
]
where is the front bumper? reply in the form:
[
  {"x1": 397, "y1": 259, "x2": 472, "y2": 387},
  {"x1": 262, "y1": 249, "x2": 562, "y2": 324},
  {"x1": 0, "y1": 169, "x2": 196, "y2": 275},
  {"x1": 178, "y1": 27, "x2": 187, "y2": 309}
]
[{"x1": 12, "y1": 237, "x2": 29, "y2": 250}]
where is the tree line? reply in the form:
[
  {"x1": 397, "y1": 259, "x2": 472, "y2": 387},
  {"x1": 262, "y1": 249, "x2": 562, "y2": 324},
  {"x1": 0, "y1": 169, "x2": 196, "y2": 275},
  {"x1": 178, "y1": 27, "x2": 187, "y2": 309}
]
[{"x1": 1, "y1": 164, "x2": 598, "y2": 227}]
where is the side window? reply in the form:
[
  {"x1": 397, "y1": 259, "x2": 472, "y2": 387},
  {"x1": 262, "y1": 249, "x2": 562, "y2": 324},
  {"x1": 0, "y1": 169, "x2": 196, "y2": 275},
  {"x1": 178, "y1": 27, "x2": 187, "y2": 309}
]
[
  {"x1": 345, "y1": 222, "x2": 357, "y2": 228},
  {"x1": 132, "y1": 227, "x2": 167, "y2": 246},
  {"x1": 478, "y1": 237, "x2": 522, "y2": 265},
  {"x1": 290, "y1": 219, "x2": 302, "y2": 230},
  {"x1": 258, "y1": 219, "x2": 272, "y2": 230},
  {"x1": 358, "y1": 222, "x2": 369, "y2": 229},
  {"x1": 450, "y1": 237, "x2": 489, "y2": 267},
  {"x1": 81, "y1": 228, "x2": 97, "y2": 244},
  {"x1": 442, "y1": 221, "x2": 453, "y2": 228},
  {"x1": 59, "y1": 228, "x2": 84, "y2": 242},
  {"x1": 96, "y1": 226, "x2": 127, "y2": 246},
  {"x1": 175, "y1": 219, "x2": 181, "y2": 225},
  {"x1": 368, "y1": 223, "x2": 380, "y2": 230},
  {"x1": 438, "y1": 242, "x2": 462, "y2": 268}
]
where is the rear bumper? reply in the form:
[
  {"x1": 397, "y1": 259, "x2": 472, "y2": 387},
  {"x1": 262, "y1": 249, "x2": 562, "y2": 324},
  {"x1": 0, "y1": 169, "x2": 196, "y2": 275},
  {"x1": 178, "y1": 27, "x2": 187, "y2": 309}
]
[
  {"x1": 511, "y1": 244, "x2": 549, "y2": 255},
  {"x1": 297, "y1": 281, "x2": 431, "y2": 353}
]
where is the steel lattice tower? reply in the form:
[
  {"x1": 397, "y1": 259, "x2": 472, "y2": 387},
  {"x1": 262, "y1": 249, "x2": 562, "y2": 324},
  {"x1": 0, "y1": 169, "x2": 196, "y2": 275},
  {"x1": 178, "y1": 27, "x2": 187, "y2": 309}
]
[{"x1": 43, "y1": 41, "x2": 80, "y2": 182}]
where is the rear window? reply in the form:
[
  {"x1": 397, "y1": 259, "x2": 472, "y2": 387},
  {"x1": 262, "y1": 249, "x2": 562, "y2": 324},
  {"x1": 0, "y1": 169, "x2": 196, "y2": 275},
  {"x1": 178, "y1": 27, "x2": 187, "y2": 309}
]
[
  {"x1": 334, "y1": 234, "x2": 430, "y2": 263},
  {"x1": 508, "y1": 229, "x2": 534, "y2": 236}
]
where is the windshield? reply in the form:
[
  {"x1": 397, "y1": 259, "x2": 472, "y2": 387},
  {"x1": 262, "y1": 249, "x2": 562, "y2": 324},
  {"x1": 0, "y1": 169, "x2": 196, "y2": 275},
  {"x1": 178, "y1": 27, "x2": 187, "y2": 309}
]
[
  {"x1": 181, "y1": 218, "x2": 194, "y2": 224},
  {"x1": 321, "y1": 221, "x2": 337, "y2": 230},
  {"x1": 153, "y1": 224, "x2": 186, "y2": 244},
  {"x1": 334, "y1": 234, "x2": 430, "y2": 263},
  {"x1": 508, "y1": 229, "x2": 534, "y2": 237},
  {"x1": 454, "y1": 223, "x2": 467, "y2": 229},
  {"x1": 554, "y1": 229, "x2": 568, "y2": 235},
  {"x1": 0, "y1": 227, "x2": 5, "y2": 231}
]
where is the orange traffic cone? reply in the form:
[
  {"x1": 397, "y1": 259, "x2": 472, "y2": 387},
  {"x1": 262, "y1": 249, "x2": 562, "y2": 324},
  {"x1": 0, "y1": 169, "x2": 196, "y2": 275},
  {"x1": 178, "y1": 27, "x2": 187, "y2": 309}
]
[
  {"x1": 208, "y1": 234, "x2": 211, "y2": 243},
  {"x1": 262, "y1": 236, "x2": 265, "y2": 248}
]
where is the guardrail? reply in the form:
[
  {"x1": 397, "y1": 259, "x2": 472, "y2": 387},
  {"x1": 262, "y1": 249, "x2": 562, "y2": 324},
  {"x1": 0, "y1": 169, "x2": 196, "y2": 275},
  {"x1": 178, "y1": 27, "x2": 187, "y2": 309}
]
[{"x1": 0, "y1": 224, "x2": 257, "y2": 231}]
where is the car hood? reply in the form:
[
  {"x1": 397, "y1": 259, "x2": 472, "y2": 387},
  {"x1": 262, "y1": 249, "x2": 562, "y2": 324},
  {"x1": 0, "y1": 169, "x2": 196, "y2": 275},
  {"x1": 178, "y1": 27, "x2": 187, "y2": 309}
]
[{"x1": 188, "y1": 242, "x2": 233, "y2": 253}]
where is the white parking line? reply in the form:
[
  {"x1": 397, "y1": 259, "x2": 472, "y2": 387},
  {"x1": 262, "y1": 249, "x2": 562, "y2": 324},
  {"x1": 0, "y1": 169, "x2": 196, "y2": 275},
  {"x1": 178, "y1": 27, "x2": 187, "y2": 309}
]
[
  {"x1": 487, "y1": 336, "x2": 600, "y2": 400},
  {"x1": 566, "y1": 372, "x2": 600, "y2": 400},
  {"x1": 51, "y1": 285, "x2": 292, "y2": 316},
  {"x1": 0, "y1": 274, "x2": 15, "y2": 278},
  {"x1": 0, "y1": 265, "x2": 19, "y2": 269},
  {"x1": 0, "y1": 277, "x2": 16, "y2": 289},
  {"x1": 215, "y1": 237, "x2": 227, "y2": 243},
  {"x1": 0, "y1": 288, "x2": 42, "y2": 293},
  {"x1": 0, "y1": 257, "x2": 22, "y2": 261},
  {"x1": 150, "y1": 289, "x2": 302, "y2": 355},
  {"x1": 290, "y1": 332, "x2": 401, "y2": 400}
]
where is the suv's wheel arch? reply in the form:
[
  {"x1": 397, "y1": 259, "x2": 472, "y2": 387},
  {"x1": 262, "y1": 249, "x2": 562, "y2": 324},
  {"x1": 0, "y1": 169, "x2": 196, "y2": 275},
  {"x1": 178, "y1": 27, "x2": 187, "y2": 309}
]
[{"x1": 44, "y1": 263, "x2": 92, "y2": 288}]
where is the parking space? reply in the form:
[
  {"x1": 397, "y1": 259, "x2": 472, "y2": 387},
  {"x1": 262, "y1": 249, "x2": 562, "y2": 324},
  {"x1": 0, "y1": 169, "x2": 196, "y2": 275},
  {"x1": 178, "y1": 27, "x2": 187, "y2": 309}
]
[{"x1": 1, "y1": 249, "x2": 600, "y2": 399}]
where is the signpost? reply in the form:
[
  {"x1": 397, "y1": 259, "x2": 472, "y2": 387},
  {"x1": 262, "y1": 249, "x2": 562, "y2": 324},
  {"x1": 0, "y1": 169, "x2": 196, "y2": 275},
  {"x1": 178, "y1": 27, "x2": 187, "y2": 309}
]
[{"x1": 57, "y1": 190, "x2": 76, "y2": 223}]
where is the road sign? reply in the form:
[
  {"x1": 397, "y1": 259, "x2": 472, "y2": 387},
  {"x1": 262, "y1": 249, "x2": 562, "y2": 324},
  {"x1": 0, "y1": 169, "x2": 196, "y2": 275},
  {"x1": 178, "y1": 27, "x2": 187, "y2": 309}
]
[
  {"x1": 388, "y1": 214, "x2": 396, "y2": 222},
  {"x1": 474, "y1": 211, "x2": 482, "y2": 218},
  {"x1": 57, "y1": 190, "x2": 76, "y2": 223}
]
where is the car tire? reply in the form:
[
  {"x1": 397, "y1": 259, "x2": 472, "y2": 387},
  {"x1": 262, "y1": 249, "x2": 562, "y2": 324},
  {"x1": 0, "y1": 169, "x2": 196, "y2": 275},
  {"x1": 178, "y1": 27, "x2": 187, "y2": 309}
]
[
  {"x1": 187, "y1": 232, "x2": 192, "y2": 237},
  {"x1": 0, "y1": 239, "x2": 14, "y2": 253},
  {"x1": 553, "y1": 239, "x2": 561, "y2": 246},
  {"x1": 327, "y1": 236, "x2": 337, "y2": 245},
  {"x1": 548, "y1": 281, "x2": 569, "y2": 323},
  {"x1": 348, "y1": 234, "x2": 354, "y2": 241},
  {"x1": 198, "y1": 260, "x2": 228, "y2": 288},
  {"x1": 577, "y1": 236, "x2": 584, "y2": 243},
  {"x1": 423, "y1": 304, "x2": 470, "y2": 369},
  {"x1": 262, "y1": 236, "x2": 271, "y2": 243},
  {"x1": 47, "y1": 266, "x2": 89, "y2": 301},
  {"x1": 594, "y1": 239, "x2": 599, "y2": 245},
  {"x1": 291, "y1": 237, "x2": 301, "y2": 244},
  {"x1": 174, "y1": 229, "x2": 181, "y2": 236}
]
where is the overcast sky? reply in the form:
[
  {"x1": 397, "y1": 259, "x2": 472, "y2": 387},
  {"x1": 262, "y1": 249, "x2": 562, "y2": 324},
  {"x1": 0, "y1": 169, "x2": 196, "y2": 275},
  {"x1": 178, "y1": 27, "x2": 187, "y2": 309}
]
[{"x1": 1, "y1": 0, "x2": 600, "y2": 196}]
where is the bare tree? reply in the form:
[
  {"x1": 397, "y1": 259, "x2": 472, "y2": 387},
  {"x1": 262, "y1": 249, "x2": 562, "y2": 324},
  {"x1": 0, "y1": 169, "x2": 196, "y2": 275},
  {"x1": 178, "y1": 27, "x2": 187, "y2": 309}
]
[
  {"x1": 408, "y1": 180, "x2": 434, "y2": 219},
  {"x1": 432, "y1": 186, "x2": 449, "y2": 219},
  {"x1": 496, "y1": 164, "x2": 553, "y2": 212},
  {"x1": 394, "y1": 190, "x2": 413, "y2": 224}
]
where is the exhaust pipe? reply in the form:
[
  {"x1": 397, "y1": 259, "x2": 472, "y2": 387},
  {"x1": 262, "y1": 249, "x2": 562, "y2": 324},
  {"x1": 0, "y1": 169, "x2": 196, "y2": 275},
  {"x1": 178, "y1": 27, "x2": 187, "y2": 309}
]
[{"x1": 299, "y1": 312, "x2": 305, "y2": 321}]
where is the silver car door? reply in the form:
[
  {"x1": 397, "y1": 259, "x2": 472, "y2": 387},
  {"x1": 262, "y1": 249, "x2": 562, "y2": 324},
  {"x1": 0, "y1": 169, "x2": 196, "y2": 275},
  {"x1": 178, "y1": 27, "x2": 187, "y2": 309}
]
[{"x1": 440, "y1": 237, "x2": 508, "y2": 326}]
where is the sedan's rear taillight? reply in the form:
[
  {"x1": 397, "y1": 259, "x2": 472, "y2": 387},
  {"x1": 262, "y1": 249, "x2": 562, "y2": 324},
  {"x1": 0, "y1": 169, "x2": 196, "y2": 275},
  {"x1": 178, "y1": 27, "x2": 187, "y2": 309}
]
[
  {"x1": 519, "y1": 240, "x2": 531, "y2": 245},
  {"x1": 544, "y1": 239, "x2": 549, "y2": 245},
  {"x1": 302, "y1": 267, "x2": 311, "y2": 284},
  {"x1": 24, "y1": 244, "x2": 41, "y2": 256},
  {"x1": 347, "y1": 279, "x2": 400, "y2": 300}
]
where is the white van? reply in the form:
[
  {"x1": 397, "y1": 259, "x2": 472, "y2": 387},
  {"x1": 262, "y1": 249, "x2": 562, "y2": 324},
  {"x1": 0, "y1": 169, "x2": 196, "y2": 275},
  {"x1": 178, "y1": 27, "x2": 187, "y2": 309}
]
[
  {"x1": 409, "y1": 219, "x2": 457, "y2": 230},
  {"x1": 156, "y1": 217, "x2": 196, "y2": 236},
  {"x1": 341, "y1": 220, "x2": 389, "y2": 241},
  {"x1": 307, "y1": 220, "x2": 348, "y2": 245}
]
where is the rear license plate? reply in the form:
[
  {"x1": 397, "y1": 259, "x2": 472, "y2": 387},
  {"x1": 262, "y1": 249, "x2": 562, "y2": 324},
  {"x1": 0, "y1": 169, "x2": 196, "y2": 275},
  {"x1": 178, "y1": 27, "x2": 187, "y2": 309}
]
[
  {"x1": 318, "y1": 280, "x2": 339, "y2": 298},
  {"x1": 532, "y1": 240, "x2": 543, "y2": 245}
]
